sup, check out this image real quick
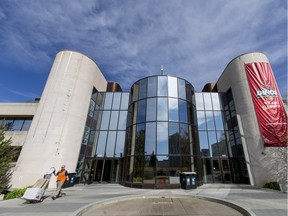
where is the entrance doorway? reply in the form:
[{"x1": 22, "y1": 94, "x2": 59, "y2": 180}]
[{"x1": 212, "y1": 158, "x2": 231, "y2": 183}]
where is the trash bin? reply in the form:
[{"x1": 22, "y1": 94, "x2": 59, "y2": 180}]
[
  {"x1": 63, "y1": 173, "x2": 76, "y2": 188},
  {"x1": 179, "y1": 172, "x2": 197, "y2": 189}
]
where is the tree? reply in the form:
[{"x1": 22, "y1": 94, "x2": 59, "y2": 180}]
[{"x1": 0, "y1": 122, "x2": 17, "y2": 193}]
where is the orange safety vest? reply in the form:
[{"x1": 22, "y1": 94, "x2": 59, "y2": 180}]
[{"x1": 56, "y1": 170, "x2": 67, "y2": 182}]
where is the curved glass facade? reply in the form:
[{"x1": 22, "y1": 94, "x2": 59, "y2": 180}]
[{"x1": 124, "y1": 76, "x2": 199, "y2": 188}]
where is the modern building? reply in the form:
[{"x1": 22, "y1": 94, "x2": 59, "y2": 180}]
[{"x1": 1, "y1": 50, "x2": 287, "y2": 189}]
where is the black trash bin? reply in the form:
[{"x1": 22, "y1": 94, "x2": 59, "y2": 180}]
[
  {"x1": 63, "y1": 173, "x2": 76, "y2": 188},
  {"x1": 179, "y1": 172, "x2": 197, "y2": 189}
]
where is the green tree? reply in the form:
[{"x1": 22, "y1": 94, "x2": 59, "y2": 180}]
[{"x1": 0, "y1": 122, "x2": 17, "y2": 193}]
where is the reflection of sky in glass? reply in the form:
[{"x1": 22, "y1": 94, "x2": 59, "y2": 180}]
[
  {"x1": 199, "y1": 131, "x2": 208, "y2": 149},
  {"x1": 157, "y1": 122, "x2": 168, "y2": 154},
  {"x1": 203, "y1": 93, "x2": 212, "y2": 110},
  {"x1": 145, "y1": 122, "x2": 156, "y2": 155},
  {"x1": 146, "y1": 98, "x2": 156, "y2": 121},
  {"x1": 106, "y1": 131, "x2": 116, "y2": 157},
  {"x1": 147, "y1": 77, "x2": 157, "y2": 97},
  {"x1": 104, "y1": 93, "x2": 113, "y2": 109},
  {"x1": 112, "y1": 94, "x2": 121, "y2": 109},
  {"x1": 120, "y1": 93, "x2": 129, "y2": 110},
  {"x1": 168, "y1": 77, "x2": 178, "y2": 97},
  {"x1": 206, "y1": 111, "x2": 215, "y2": 130},
  {"x1": 195, "y1": 93, "x2": 204, "y2": 110},
  {"x1": 115, "y1": 131, "x2": 125, "y2": 156},
  {"x1": 214, "y1": 111, "x2": 224, "y2": 130},
  {"x1": 158, "y1": 76, "x2": 168, "y2": 96},
  {"x1": 197, "y1": 111, "x2": 206, "y2": 130},
  {"x1": 169, "y1": 98, "x2": 178, "y2": 121},
  {"x1": 157, "y1": 98, "x2": 168, "y2": 121},
  {"x1": 211, "y1": 93, "x2": 221, "y2": 110},
  {"x1": 118, "y1": 111, "x2": 127, "y2": 130},
  {"x1": 96, "y1": 131, "x2": 107, "y2": 156}
]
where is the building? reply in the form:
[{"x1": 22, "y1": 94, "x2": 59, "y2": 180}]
[{"x1": 1, "y1": 50, "x2": 287, "y2": 189}]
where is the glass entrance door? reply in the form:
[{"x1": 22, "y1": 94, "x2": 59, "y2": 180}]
[{"x1": 212, "y1": 158, "x2": 231, "y2": 183}]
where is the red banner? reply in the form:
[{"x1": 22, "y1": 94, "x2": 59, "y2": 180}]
[{"x1": 245, "y1": 62, "x2": 287, "y2": 147}]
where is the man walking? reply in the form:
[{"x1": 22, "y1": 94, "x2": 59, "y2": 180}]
[{"x1": 52, "y1": 165, "x2": 68, "y2": 200}]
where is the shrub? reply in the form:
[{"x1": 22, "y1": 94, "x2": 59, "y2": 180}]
[
  {"x1": 263, "y1": 181, "x2": 281, "y2": 191},
  {"x1": 4, "y1": 187, "x2": 31, "y2": 200}
]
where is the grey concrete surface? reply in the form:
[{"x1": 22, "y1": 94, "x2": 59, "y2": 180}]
[{"x1": 0, "y1": 184, "x2": 287, "y2": 216}]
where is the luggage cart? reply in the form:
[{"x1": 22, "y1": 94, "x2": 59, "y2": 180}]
[{"x1": 22, "y1": 172, "x2": 52, "y2": 203}]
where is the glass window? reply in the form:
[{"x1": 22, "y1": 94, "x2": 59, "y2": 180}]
[
  {"x1": 118, "y1": 111, "x2": 127, "y2": 130},
  {"x1": 214, "y1": 111, "x2": 224, "y2": 130},
  {"x1": 132, "y1": 82, "x2": 139, "y2": 102},
  {"x1": 22, "y1": 119, "x2": 32, "y2": 131},
  {"x1": 178, "y1": 79, "x2": 186, "y2": 99},
  {"x1": 203, "y1": 93, "x2": 212, "y2": 110},
  {"x1": 115, "y1": 131, "x2": 126, "y2": 157},
  {"x1": 139, "y1": 79, "x2": 147, "y2": 99},
  {"x1": 82, "y1": 126, "x2": 90, "y2": 145},
  {"x1": 147, "y1": 77, "x2": 157, "y2": 97},
  {"x1": 157, "y1": 122, "x2": 168, "y2": 154},
  {"x1": 106, "y1": 131, "x2": 116, "y2": 157},
  {"x1": 199, "y1": 131, "x2": 209, "y2": 156},
  {"x1": 13, "y1": 120, "x2": 24, "y2": 131},
  {"x1": 146, "y1": 98, "x2": 156, "y2": 121},
  {"x1": 157, "y1": 98, "x2": 168, "y2": 121},
  {"x1": 197, "y1": 111, "x2": 206, "y2": 130},
  {"x1": 157, "y1": 76, "x2": 168, "y2": 96},
  {"x1": 169, "y1": 122, "x2": 179, "y2": 154},
  {"x1": 168, "y1": 98, "x2": 179, "y2": 121},
  {"x1": 179, "y1": 123, "x2": 190, "y2": 155},
  {"x1": 211, "y1": 93, "x2": 221, "y2": 110},
  {"x1": 88, "y1": 99, "x2": 95, "y2": 117},
  {"x1": 135, "y1": 124, "x2": 145, "y2": 155},
  {"x1": 179, "y1": 100, "x2": 188, "y2": 123},
  {"x1": 103, "y1": 93, "x2": 113, "y2": 110},
  {"x1": 145, "y1": 122, "x2": 156, "y2": 155},
  {"x1": 4, "y1": 119, "x2": 13, "y2": 131},
  {"x1": 120, "y1": 93, "x2": 129, "y2": 110},
  {"x1": 195, "y1": 93, "x2": 204, "y2": 110},
  {"x1": 96, "y1": 131, "x2": 107, "y2": 157},
  {"x1": 216, "y1": 131, "x2": 228, "y2": 156},
  {"x1": 112, "y1": 94, "x2": 121, "y2": 110},
  {"x1": 109, "y1": 111, "x2": 119, "y2": 130},
  {"x1": 96, "y1": 93, "x2": 104, "y2": 109},
  {"x1": 168, "y1": 77, "x2": 178, "y2": 97},
  {"x1": 137, "y1": 99, "x2": 146, "y2": 123},
  {"x1": 185, "y1": 83, "x2": 193, "y2": 102},
  {"x1": 206, "y1": 111, "x2": 215, "y2": 130},
  {"x1": 100, "y1": 111, "x2": 110, "y2": 130},
  {"x1": 208, "y1": 131, "x2": 218, "y2": 156}
]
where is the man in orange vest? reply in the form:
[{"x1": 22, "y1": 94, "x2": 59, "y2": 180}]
[{"x1": 51, "y1": 165, "x2": 68, "y2": 200}]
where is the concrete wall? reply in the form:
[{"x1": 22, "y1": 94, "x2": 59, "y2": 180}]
[
  {"x1": 11, "y1": 51, "x2": 108, "y2": 188},
  {"x1": 216, "y1": 52, "x2": 282, "y2": 187}
]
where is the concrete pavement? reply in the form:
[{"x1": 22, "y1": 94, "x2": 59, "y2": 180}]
[{"x1": 0, "y1": 184, "x2": 287, "y2": 216}]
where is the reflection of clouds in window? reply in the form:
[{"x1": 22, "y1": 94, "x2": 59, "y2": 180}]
[
  {"x1": 214, "y1": 111, "x2": 224, "y2": 130},
  {"x1": 169, "y1": 98, "x2": 178, "y2": 121},
  {"x1": 157, "y1": 98, "x2": 168, "y2": 121},
  {"x1": 206, "y1": 111, "x2": 215, "y2": 130},
  {"x1": 146, "y1": 98, "x2": 156, "y2": 121},
  {"x1": 195, "y1": 93, "x2": 204, "y2": 110},
  {"x1": 203, "y1": 93, "x2": 212, "y2": 110},
  {"x1": 157, "y1": 76, "x2": 168, "y2": 96},
  {"x1": 157, "y1": 122, "x2": 168, "y2": 154},
  {"x1": 197, "y1": 111, "x2": 206, "y2": 130},
  {"x1": 168, "y1": 77, "x2": 178, "y2": 97}
]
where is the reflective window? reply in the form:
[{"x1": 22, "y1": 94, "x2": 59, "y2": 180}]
[
  {"x1": 100, "y1": 111, "x2": 110, "y2": 130},
  {"x1": 157, "y1": 76, "x2": 168, "y2": 96},
  {"x1": 132, "y1": 82, "x2": 139, "y2": 102},
  {"x1": 205, "y1": 111, "x2": 215, "y2": 130},
  {"x1": 106, "y1": 131, "x2": 116, "y2": 157},
  {"x1": 208, "y1": 131, "x2": 217, "y2": 156},
  {"x1": 180, "y1": 123, "x2": 190, "y2": 155},
  {"x1": 112, "y1": 94, "x2": 121, "y2": 110},
  {"x1": 179, "y1": 100, "x2": 188, "y2": 123},
  {"x1": 145, "y1": 122, "x2": 156, "y2": 155},
  {"x1": 22, "y1": 119, "x2": 32, "y2": 131},
  {"x1": 13, "y1": 120, "x2": 24, "y2": 131},
  {"x1": 199, "y1": 131, "x2": 209, "y2": 156},
  {"x1": 139, "y1": 79, "x2": 147, "y2": 99},
  {"x1": 135, "y1": 124, "x2": 145, "y2": 155},
  {"x1": 137, "y1": 99, "x2": 146, "y2": 123},
  {"x1": 109, "y1": 111, "x2": 119, "y2": 130},
  {"x1": 168, "y1": 77, "x2": 178, "y2": 97},
  {"x1": 214, "y1": 111, "x2": 224, "y2": 130},
  {"x1": 120, "y1": 93, "x2": 129, "y2": 110},
  {"x1": 115, "y1": 131, "x2": 126, "y2": 157},
  {"x1": 211, "y1": 93, "x2": 221, "y2": 110},
  {"x1": 197, "y1": 111, "x2": 206, "y2": 130},
  {"x1": 178, "y1": 79, "x2": 186, "y2": 99},
  {"x1": 147, "y1": 77, "x2": 157, "y2": 97},
  {"x1": 96, "y1": 131, "x2": 107, "y2": 157},
  {"x1": 169, "y1": 98, "x2": 179, "y2": 121},
  {"x1": 82, "y1": 126, "x2": 90, "y2": 145},
  {"x1": 216, "y1": 131, "x2": 228, "y2": 156},
  {"x1": 118, "y1": 111, "x2": 127, "y2": 130},
  {"x1": 157, "y1": 122, "x2": 168, "y2": 154},
  {"x1": 203, "y1": 93, "x2": 212, "y2": 110},
  {"x1": 88, "y1": 100, "x2": 95, "y2": 117},
  {"x1": 169, "y1": 122, "x2": 179, "y2": 154},
  {"x1": 157, "y1": 98, "x2": 168, "y2": 121},
  {"x1": 195, "y1": 93, "x2": 204, "y2": 110},
  {"x1": 104, "y1": 93, "x2": 113, "y2": 110},
  {"x1": 146, "y1": 98, "x2": 156, "y2": 121}
]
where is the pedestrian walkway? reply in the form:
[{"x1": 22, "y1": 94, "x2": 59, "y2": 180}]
[{"x1": 0, "y1": 184, "x2": 286, "y2": 216}]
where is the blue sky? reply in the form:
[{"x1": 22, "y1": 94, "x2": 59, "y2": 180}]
[{"x1": 0, "y1": 0, "x2": 287, "y2": 102}]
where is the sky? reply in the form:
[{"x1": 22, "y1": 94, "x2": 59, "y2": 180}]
[{"x1": 0, "y1": 0, "x2": 287, "y2": 102}]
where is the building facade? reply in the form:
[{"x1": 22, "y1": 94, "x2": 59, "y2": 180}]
[{"x1": 1, "y1": 50, "x2": 286, "y2": 189}]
